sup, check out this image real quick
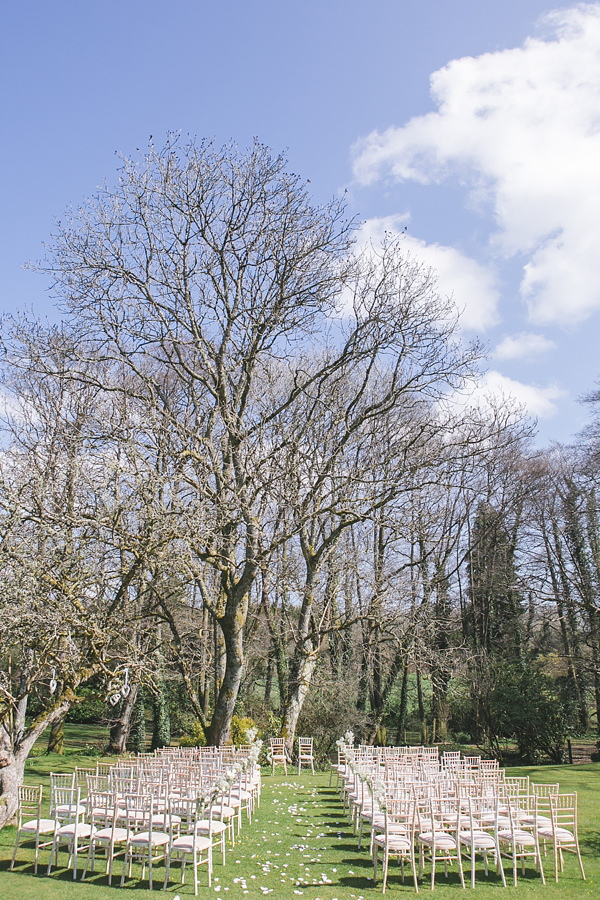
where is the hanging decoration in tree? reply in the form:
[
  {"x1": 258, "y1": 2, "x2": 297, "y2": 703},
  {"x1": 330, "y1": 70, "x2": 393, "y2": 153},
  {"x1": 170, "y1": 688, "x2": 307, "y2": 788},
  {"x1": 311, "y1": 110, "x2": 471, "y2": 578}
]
[
  {"x1": 121, "y1": 668, "x2": 130, "y2": 698},
  {"x1": 49, "y1": 669, "x2": 57, "y2": 695},
  {"x1": 107, "y1": 667, "x2": 131, "y2": 706}
]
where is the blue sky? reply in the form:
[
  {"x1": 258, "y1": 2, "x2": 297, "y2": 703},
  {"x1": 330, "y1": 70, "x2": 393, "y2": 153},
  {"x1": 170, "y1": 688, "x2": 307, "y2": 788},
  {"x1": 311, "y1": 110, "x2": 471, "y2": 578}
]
[{"x1": 2, "y1": 0, "x2": 599, "y2": 445}]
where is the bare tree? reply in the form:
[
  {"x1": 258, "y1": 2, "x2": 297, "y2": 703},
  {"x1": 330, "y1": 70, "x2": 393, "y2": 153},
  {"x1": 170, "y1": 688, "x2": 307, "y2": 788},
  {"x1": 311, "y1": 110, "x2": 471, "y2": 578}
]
[
  {"x1": 36, "y1": 136, "x2": 487, "y2": 746},
  {"x1": 0, "y1": 325, "x2": 175, "y2": 826}
]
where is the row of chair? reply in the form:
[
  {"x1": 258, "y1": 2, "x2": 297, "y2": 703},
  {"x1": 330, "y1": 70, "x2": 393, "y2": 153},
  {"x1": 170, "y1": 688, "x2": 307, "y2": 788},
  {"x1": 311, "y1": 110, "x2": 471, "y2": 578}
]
[
  {"x1": 10, "y1": 744, "x2": 261, "y2": 893},
  {"x1": 337, "y1": 745, "x2": 585, "y2": 891}
]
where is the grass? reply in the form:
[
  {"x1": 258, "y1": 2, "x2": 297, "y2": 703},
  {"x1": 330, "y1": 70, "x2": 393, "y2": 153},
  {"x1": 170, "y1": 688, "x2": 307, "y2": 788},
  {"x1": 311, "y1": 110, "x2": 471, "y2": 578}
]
[{"x1": 1, "y1": 762, "x2": 598, "y2": 899}]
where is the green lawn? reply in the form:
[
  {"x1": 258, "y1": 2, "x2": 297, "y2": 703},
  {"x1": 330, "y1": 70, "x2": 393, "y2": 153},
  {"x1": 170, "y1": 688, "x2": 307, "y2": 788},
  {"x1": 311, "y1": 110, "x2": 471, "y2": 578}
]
[{"x1": 1, "y1": 764, "x2": 598, "y2": 898}]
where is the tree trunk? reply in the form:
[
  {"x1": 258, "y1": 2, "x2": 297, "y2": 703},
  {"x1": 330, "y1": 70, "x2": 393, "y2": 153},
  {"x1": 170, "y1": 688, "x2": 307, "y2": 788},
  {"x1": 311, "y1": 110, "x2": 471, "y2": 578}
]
[
  {"x1": 281, "y1": 647, "x2": 319, "y2": 755},
  {"x1": 281, "y1": 551, "x2": 323, "y2": 755},
  {"x1": 107, "y1": 683, "x2": 139, "y2": 755},
  {"x1": 260, "y1": 562, "x2": 289, "y2": 714},
  {"x1": 46, "y1": 714, "x2": 65, "y2": 755},
  {"x1": 1, "y1": 689, "x2": 77, "y2": 830},
  {"x1": 199, "y1": 604, "x2": 210, "y2": 716},
  {"x1": 416, "y1": 669, "x2": 426, "y2": 743},
  {"x1": 544, "y1": 525, "x2": 589, "y2": 732},
  {"x1": 0, "y1": 731, "x2": 26, "y2": 829},
  {"x1": 394, "y1": 663, "x2": 410, "y2": 745},
  {"x1": 208, "y1": 606, "x2": 247, "y2": 746},
  {"x1": 264, "y1": 652, "x2": 273, "y2": 708},
  {"x1": 127, "y1": 690, "x2": 147, "y2": 754}
]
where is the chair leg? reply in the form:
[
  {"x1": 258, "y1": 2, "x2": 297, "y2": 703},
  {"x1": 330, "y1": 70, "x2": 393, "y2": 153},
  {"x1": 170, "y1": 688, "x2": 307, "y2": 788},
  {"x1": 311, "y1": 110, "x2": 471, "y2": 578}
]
[
  {"x1": 10, "y1": 831, "x2": 20, "y2": 871},
  {"x1": 382, "y1": 845, "x2": 390, "y2": 894}
]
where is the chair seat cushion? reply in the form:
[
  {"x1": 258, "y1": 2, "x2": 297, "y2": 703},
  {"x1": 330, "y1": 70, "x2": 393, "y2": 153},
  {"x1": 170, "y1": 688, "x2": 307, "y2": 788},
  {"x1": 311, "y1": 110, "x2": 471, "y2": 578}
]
[
  {"x1": 151, "y1": 813, "x2": 181, "y2": 827},
  {"x1": 480, "y1": 813, "x2": 510, "y2": 828},
  {"x1": 538, "y1": 826, "x2": 574, "y2": 841},
  {"x1": 130, "y1": 830, "x2": 170, "y2": 846},
  {"x1": 22, "y1": 818, "x2": 56, "y2": 834},
  {"x1": 196, "y1": 818, "x2": 227, "y2": 834},
  {"x1": 521, "y1": 814, "x2": 551, "y2": 826},
  {"x1": 418, "y1": 831, "x2": 457, "y2": 850},
  {"x1": 211, "y1": 806, "x2": 236, "y2": 818},
  {"x1": 171, "y1": 834, "x2": 212, "y2": 853},
  {"x1": 57, "y1": 823, "x2": 95, "y2": 837},
  {"x1": 459, "y1": 831, "x2": 497, "y2": 850},
  {"x1": 92, "y1": 826, "x2": 130, "y2": 842},
  {"x1": 374, "y1": 835, "x2": 412, "y2": 851},
  {"x1": 498, "y1": 829, "x2": 536, "y2": 845},
  {"x1": 90, "y1": 807, "x2": 116, "y2": 820}
]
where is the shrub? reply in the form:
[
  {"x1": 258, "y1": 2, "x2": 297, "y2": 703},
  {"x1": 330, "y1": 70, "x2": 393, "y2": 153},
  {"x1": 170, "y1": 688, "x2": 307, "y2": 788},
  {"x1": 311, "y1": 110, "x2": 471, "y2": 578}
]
[
  {"x1": 488, "y1": 666, "x2": 573, "y2": 764},
  {"x1": 230, "y1": 715, "x2": 258, "y2": 746},
  {"x1": 177, "y1": 720, "x2": 207, "y2": 747}
]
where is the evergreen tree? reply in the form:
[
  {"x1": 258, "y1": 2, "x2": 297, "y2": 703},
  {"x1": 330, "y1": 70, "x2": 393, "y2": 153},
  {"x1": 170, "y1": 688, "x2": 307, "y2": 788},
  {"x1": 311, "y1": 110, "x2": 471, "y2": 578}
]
[
  {"x1": 127, "y1": 691, "x2": 146, "y2": 754},
  {"x1": 151, "y1": 679, "x2": 171, "y2": 750}
]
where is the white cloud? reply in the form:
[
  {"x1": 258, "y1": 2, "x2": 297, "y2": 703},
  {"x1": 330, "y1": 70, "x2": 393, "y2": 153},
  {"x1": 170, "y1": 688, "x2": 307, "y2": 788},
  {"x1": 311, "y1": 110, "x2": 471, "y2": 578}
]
[
  {"x1": 478, "y1": 370, "x2": 566, "y2": 419},
  {"x1": 358, "y1": 216, "x2": 500, "y2": 332},
  {"x1": 494, "y1": 332, "x2": 557, "y2": 360},
  {"x1": 352, "y1": 4, "x2": 600, "y2": 326}
]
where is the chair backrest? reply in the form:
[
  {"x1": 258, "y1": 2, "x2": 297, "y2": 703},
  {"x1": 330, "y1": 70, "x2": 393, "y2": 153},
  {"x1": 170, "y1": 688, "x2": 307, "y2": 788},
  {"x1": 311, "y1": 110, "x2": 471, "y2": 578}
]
[
  {"x1": 442, "y1": 751, "x2": 461, "y2": 772},
  {"x1": 298, "y1": 737, "x2": 313, "y2": 754},
  {"x1": 51, "y1": 785, "x2": 81, "y2": 823},
  {"x1": 504, "y1": 775, "x2": 530, "y2": 795},
  {"x1": 385, "y1": 796, "x2": 416, "y2": 839},
  {"x1": 532, "y1": 782, "x2": 559, "y2": 796},
  {"x1": 550, "y1": 792, "x2": 578, "y2": 833},
  {"x1": 122, "y1": 792, "x2": 155, "y2": 834},
  {"x1": 270, "y1": 738, "x2": 286, "y2": 758},
  {"x1": 111, "y1": 766, "x2": 138, "y2": 796},
  {"x1": 479, "y1": 758, "x2": 499, "y2": 772},
  {"x1": 421, "y1": 747, "x2": 439, "y2": 761},
  {"x1": 87, "y1": 789, "x2": 117, "y2": 828},
  {"x1": 18, "y1": 784, "x2": 43, "y2": 824},
  {"x1": 505, "y1": 792, "x2": 537, "y2": 829},
  {"x1": 74, "y1": 766, "x2": 96, "y2": 791},
  {"x1": 86, "y1": 773, "x2": 110, "y2": 794},
  {"x1": 50, "y1": 771, "x2": 76, "y2": 792},
  {"x1": 468, "y1": 794, "x2": 500, "y2": 833}
]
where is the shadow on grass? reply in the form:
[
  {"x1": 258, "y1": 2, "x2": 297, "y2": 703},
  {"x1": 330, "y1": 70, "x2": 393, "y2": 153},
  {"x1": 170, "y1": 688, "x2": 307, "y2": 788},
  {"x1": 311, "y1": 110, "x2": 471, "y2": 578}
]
[{"x1": 581, "y1": 830, "x2": 600, "y2": 853}]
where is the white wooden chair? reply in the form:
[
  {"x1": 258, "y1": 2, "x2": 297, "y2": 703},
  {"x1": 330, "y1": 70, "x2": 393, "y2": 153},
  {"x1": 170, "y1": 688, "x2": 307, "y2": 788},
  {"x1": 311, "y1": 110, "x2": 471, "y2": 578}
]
[
  {"x1": 329, "y1": 743, "x2": 346, "y2": 788},
  {"x1": 209, "y1": 781, "x2": 238, "y2": 847},
  {"x1": 297, "y1": 737, "x2": 315, "y2": 774},
  {"x1": 120, "y1": 793, "x2": 171, "y2": 889},
  {"x1": 416, "y1": 796, "x2": 466, "y2": 889},
  {"x1": 458, "y1": 795, "x2": 506, "y2": 888},
  {"x1": 183, "y1": 790, "x2": 228, "y2": 865},
  {"x1": 163, "y1": 796, "x2": 213, "y2": 894},
  {"x1": 498, "y1": 793, "x2": 545, "y2": 886},
  {"x1": 10, "y1": 784, "x2": 56, "y2": 874},
  {"x1": 537, "y1": 792, "x2": 585, "y2": 882},
  {"x1": 46, "y1": 785, "x2": 96, "y2": 879},
  {"x1": 373, "y1": 797, "x2": 418, "y2": 893},
  {"x1": 49, "y1": 771, "x2": 86, "y2": 824},
  {"x1": 81, "y1": 789, "x2": 129, "y2": 885},
  {"x1": 269, "y1": 737, "x2": 287, "y2": 775}
]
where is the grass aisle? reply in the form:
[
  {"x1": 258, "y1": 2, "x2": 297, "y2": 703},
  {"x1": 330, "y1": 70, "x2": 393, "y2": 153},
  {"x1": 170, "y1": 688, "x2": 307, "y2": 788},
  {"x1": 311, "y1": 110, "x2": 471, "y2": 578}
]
[{"x1": 1, "y1": 768, "x2": 598, "y2": 898}]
